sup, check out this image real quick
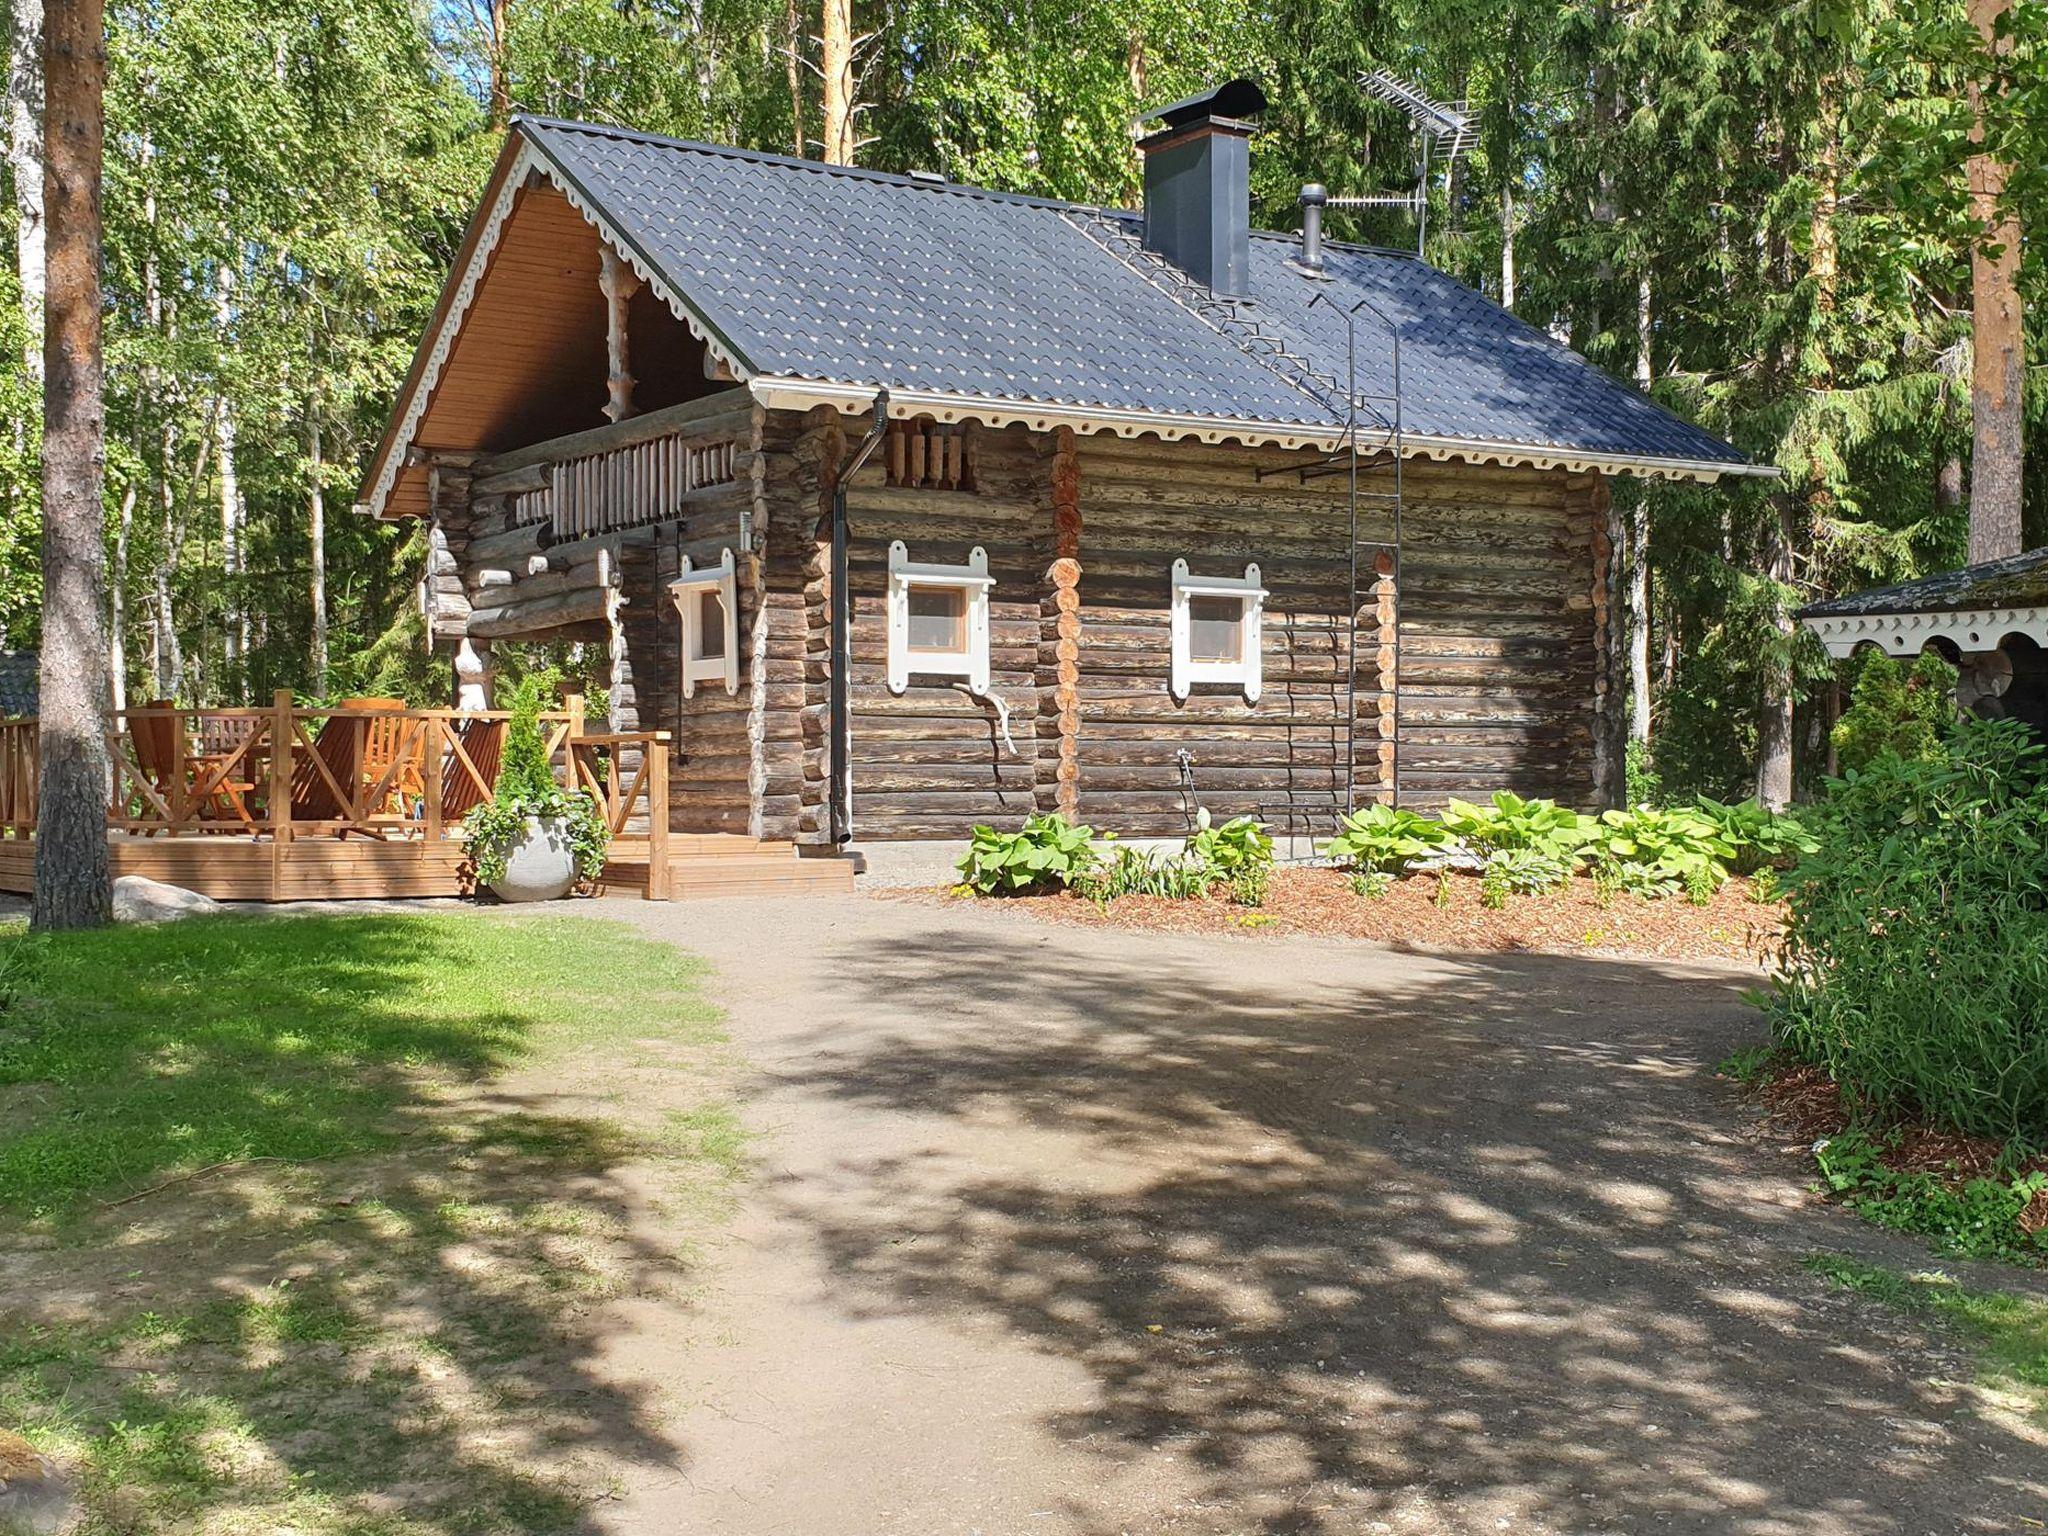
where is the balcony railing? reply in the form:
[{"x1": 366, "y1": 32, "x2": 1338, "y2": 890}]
[{"x1": 513, "y1": 429, "x2": 739, "y2": 541}]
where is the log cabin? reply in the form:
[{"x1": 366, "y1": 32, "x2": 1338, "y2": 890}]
[{"x1": 356, "y1": 80, "x2": 1769, "y2": 882}]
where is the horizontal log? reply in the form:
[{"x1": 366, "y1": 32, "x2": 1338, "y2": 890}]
[
  {"x1": 475, "y1": 388, "x2": 754, "y2": 476},
  {"x1": 467, "y1": 586, "x2": 611, "y2": 638}
]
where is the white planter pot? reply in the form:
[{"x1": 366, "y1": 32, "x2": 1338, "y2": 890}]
[{"x1": 487, "y1": 815, "x2": 580, "y2": 903}]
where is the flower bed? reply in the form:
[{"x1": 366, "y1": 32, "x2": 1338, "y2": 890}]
[{"x1": 921, "y1": 864, "x2": 1784, "y2": 964}]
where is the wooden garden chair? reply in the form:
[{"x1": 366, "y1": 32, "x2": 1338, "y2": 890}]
[
  {"x1": 191, "y1": 712, "x2": 264, "y2": 831},
  {"x1": 126, "y1": 700, "x2": 184, "y2": 834},
  {"x1": 440, "y1": 716, "x2": 506, "y2": 824},
  {"x1": 345, "y1": 697, "x2": 426, "y2": 824}
]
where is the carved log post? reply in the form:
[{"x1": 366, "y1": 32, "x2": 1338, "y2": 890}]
[
  {"x1": 598, "y1": 246, "x2": 639, "y2": 424},
  {"x1": 1373, "y1": 550, "x2": 1398, "y2": 804},
  {"x1": 1037, "y1": 426, "x2": 1083, "y2": 819},
  {"x1": 453, "y1": 637, "x2": 492, "y2": 712}
]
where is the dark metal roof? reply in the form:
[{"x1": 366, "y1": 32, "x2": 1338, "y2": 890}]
[
  {"x1": 1798, "y1": 548, "x2": 2048, "y2": 619},
  {"x1": 517, "y1": 117, "x2": 1756, "y2": 474},
  {"x1": 0, "y1": 651, "x2": 36, "y2": 717}
]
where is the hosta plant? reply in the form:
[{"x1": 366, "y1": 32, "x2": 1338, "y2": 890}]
[
  {"x1": 958, "y1": 813, "x2": 1101, "y2": 895},
  {"x1": 1478, "y1": 847, "x2": 1572, "y2": 909},
  {"x1": 1321, "y1": 804, "x2": 1450, "y2": 874},
  {"x1": 1690, "y1": 795, "x2": 1818, "y2": 874},
  {"x1": 1438, "y1": 791, "x2": 1596, "y2": 861},
  {"x1": 1187, "y1": 812, "x2": 1275, "y2": 906},
  {"x1": 1589, "y1": 804, "x2": 1736, "y2": 895}
]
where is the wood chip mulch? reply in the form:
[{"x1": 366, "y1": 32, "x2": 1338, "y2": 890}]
[
  {"x1": 1747, "y1": 1062, "x2": 2048, "y2": 1230},
  {"x1": 907, "y1": 866, "x2": 1786, "y2": 965}
]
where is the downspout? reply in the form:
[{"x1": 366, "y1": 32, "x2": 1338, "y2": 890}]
[{"x1": 829, "y1": 389, "x2": 890, "y2": 846}]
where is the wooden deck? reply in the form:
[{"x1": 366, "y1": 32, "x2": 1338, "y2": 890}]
[{"x1": 0, "y1": 699, "x2": 857, "y2": 903}]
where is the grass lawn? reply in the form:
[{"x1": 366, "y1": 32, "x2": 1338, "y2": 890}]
[{"x1": 0, "y1": 911, "x2": 738, "y2": 1535}]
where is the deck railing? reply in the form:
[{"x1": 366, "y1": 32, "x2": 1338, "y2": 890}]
[{"x1": 0, "y1": 693, "x2": 671, "y2": 893}]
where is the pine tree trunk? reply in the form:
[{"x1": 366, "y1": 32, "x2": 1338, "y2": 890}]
[
  {"x1": 308, "y1": 409, "x2": 327, "y2": 697},
  {"x1": 1965, "y1": 0, "x2": 2023, "y2": 563},
  {"x1": 820, "y1": 0, "x2": 853, "y2": 164},
  {"x1": 8, "y1": 0, "x2": 42, "y2": 385},
  {"x1": 488, "y1": 0, "x2": 510, "y2": 128},
  {"x1": 35, "y1": 0, "x2": 110, "y2": 930},
  {"x1": 782, "y1": 0, "x2": 804, "y2": 156}
]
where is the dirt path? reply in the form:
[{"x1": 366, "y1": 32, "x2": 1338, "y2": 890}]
[{"x1": 591, "y1": 893, "x2": 2043, "y2": 1535}]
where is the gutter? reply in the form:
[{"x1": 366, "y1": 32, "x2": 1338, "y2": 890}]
[{"x1": 829, "y1": 389, "x2": 891, "y2": 846}]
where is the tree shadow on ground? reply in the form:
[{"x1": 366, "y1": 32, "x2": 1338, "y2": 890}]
[
  {"x1": 776, "y1": 922, "x2": 2046, "y2": 1534},
  {"x1": 0, "y1": 913, "x2": 720, "y2": 1534}
]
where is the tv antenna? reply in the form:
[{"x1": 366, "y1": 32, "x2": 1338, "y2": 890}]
[{"x1": 1321, "y1": 70, "x2": 1474, "y2": 257}]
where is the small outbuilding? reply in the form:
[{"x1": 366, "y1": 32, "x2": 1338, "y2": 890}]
[{"x1": 357, "y1": 81, "x2": 1766, "y2": 870}]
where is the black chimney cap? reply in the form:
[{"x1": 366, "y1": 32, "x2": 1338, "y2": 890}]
[{"x1": 1138, "y1": 78, "x2": 1267, "y2": 133}]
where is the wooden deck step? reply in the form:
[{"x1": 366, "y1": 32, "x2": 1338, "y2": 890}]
[{"x1": 596, "y1": 840, "x2": 858, "y2": 901}]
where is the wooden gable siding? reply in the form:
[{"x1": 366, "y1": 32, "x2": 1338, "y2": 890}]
[{"x1": 388, "y1": 183, "x2": 716, "y2": 520}]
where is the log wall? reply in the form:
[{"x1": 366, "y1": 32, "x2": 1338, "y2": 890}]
[{"x1": 446, "y1": 402, "x2": 1616, "y2": 847}]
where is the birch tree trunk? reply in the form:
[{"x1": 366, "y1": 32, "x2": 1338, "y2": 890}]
[
  {"x1": 109, "y1": 479, "x2": 132, "y2": 712},
  {"x1": 1965, "y1": 0, "x2": 2023, "y2": 563},
  {"x1": 820, "y1": 0, "x2": 854, "y2": 164},
  {"x1": 215, "y1": 264, "x2": 245, "y2": 687},
  {"x1": 8, "y1": 0, "x2": 42, "y2": 385},
  {"x1": 308, "y1": 407, "x2": 327, "y2": 697},
  {"x1": 35, "y1": 0, "x2": 110, "y2": 929},
  {"x1": 488, "y1": 0, "x2": 510, "y2": 129},
  {"x1": 1625, "y1": 279, "x2": 1652, "y2": 744},
  {"x1": 1756, "y1": 501, "x2": 1796, "y2": 810},
  {"x1": 1499, "y1": 181, "x2": 1515, "y2": 309}
]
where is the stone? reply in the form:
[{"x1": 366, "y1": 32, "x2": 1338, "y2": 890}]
[
  {"x1": 0, "y1": 1429, "x2": 76, "y2": 1536},
  {"x1": 111, "y1": 874, "x2": 224, "y2": 924}
]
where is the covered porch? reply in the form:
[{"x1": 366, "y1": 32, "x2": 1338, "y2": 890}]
[{"x1": 0, "y1": 697, "x2": 852, "y2": 903}]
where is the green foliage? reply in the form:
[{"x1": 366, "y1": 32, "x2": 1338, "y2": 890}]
[
  {"x1": 1624, "y1": 737, "x2": 1662, "y2": 808},
  {"x1": 956, "y1": 813, "x2": 1100, "y2": 895},
  {"x1": 1349, "y1": 869, "x2": 1395, "y2": 900},
  {"x1": 1588, "y1": 804, "x2": 1738, "y2": 897},
  {"x1": 1812, "y1": 1129, "x2": 2048, "y2": 1264},
  {"x1": 1187, "y1": 814, "x2": 1274, "y2": 906},
  {"x1": 461, "y1": 672, "x2": 610, "y2": 888},
  {"x1": 1438, "y1": 792, "x2": 1597, "y2": 861},
  {"x1": 1690, "y1": 795, "x2": 1820, "y2": 874},
  {"x1": 1772, "y1": 718, "x2": 2048, "y2": 1143},
  {"x1": 0, "y1": 913, "x2": 714, "y2": 1215},
  {"x1": 1716, "y1": 1043, "x2": 1777, "y2": 1084},
  {"x1": 1479, "y1": 848, "x2": 1572, "y2": 909},
  {"x1": 1074, "y1": 845, "x2": 1211, "y2": 904},
  {"x1": 1831, "y1": 650, "x2": 1958, "y2": 773},
  {"x1": 1321, "y1": 804, "x2": 1452, "y2": 875}
]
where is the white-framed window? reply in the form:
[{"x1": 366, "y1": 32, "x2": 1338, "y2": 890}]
[
  {"x1": 887, "y1": 541, "x2": 993, "y2": 694},
  {"x1": 668, "y1": 547, "x2": 740, "y2": 698},
  {"x1": 1170, "y1": 558, "x2": 1266, "y2": 703}
]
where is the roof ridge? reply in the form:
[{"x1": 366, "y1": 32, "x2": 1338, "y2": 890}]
[{"x1": 515, "y1": 115, "x2": 1121, "y2": 219}]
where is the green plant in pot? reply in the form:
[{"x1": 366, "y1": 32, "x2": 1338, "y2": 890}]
[{"x1": 462, "y1": 676, "x2": 610, "y2": 902}]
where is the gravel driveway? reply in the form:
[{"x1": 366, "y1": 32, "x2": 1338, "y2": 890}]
[{"x1": 595, "y1": 892, "x2": 2045, "y2": 1535}]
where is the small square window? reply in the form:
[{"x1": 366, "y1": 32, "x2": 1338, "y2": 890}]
[
  {"x1": 669, "y1": 548, "x2": 740, "y2": 698},
  {"x1": 906, "y1": 584, "x2": 967, "y2": 654},
  {"x1": 886, "y1": 542, "x2": 992, "y2": 694},
  {"x1": 1187, "y1": 595, "x2": 1245, "y2": 663},
  {"x1": 1170, "y1": 558, "x2": 1265, "y2": 703},
  {"x1": 692, "y1": 587, "x2": 726, "y2": 661}
]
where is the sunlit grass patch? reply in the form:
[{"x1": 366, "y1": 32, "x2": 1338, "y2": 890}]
[
  {"x1": 0, "y1": 913, "x2": 716, "y2": 1215},
  {"x1": 0, "y1": 909, "x2": 736, "y2": 1535},
  {"x1": 1806, "y1": 1252, "x2": 2048, "y2": 1418}
]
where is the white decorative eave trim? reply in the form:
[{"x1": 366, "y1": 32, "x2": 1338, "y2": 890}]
[
  {"x1": 745, "y1": 376, "x2": 1773, "y2": 484},
  {"x1": 360, "y1": 133, "x2": 753, "y2": 521},
  {"x1": 1803, "y1": 606, "x2": 2048, "y2": 659}
]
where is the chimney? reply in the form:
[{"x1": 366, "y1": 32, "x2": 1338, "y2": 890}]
[
  {"x1": 1135, "y1": 78, "x2": 1267, "y2": 298},
  {"x1": 1297, "y1": 183, "x2": 1327, "y2": 272}
]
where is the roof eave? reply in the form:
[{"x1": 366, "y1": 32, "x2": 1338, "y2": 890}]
[{"x1": 747, "y1": 375, "x2": 1770, "y2": 484}]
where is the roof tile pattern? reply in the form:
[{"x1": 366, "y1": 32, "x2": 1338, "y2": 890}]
[
  {"x1": 1799, "y1": 547, "x2": 2048, "y2": 618},
  {"x1": 523, "y1": 118, "x2": 1750, "y2": 470}
]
